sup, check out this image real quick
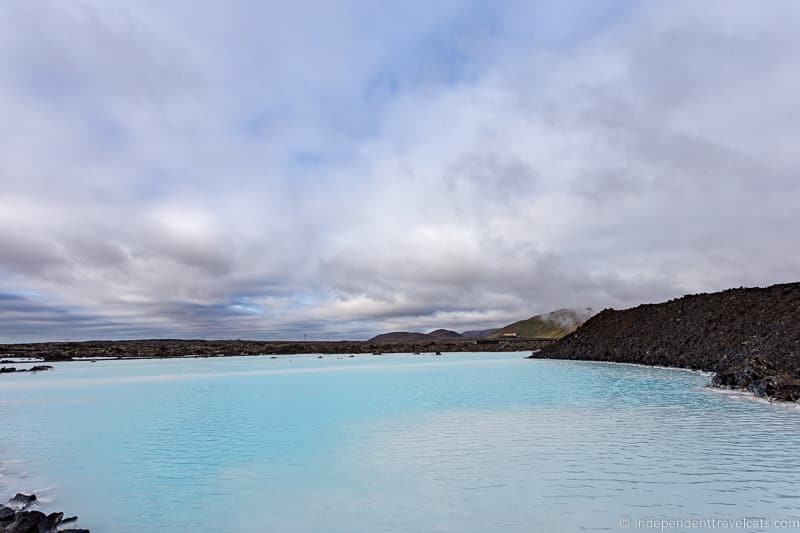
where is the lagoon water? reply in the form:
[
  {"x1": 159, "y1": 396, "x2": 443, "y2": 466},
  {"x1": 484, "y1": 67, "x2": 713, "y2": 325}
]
[{"x1": 1, "y1": 353, "x2": 799, "y2": 532}]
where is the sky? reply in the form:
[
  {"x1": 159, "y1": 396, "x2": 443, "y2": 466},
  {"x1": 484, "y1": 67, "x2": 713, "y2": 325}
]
[{"x1": 1, "y1": 0, "x2": 799, "y2": 342}]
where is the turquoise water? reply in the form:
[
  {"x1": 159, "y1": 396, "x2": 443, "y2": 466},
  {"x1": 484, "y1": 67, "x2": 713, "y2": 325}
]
[{"x1": 1, "y1": 353, "x2": 799, "y2": 532}]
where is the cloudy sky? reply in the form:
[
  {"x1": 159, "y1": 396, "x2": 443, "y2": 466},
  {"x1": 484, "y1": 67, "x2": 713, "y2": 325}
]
[{"x1": 1, "y1": 0, "x2": 798, "y2": 342}]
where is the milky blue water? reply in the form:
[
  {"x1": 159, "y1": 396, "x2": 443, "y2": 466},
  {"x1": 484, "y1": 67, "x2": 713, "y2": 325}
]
[{"x1": 1, "y1": 353, "x2": 799, "y2": 532}]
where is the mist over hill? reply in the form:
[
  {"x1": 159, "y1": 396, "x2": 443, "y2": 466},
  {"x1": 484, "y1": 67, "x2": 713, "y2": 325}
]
[
  {"x1": 368, "y1": 308, "x2": 594, "y2": 343},
  {"x1": 488, "y1": 308, "x2": 595, "y2": 339}
]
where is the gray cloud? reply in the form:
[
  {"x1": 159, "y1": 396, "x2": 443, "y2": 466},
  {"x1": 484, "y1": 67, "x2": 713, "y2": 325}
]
[{"x1": 0, "y1": 0, "x2": 798, "y2": 341}]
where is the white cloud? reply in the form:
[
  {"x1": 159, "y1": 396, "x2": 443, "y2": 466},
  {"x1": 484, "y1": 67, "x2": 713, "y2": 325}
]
[{"x1": 0, "y1": 0, "x2": 798, "y2": 341}]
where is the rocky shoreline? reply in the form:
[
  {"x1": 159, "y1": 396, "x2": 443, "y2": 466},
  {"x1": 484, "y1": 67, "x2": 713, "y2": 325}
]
[
  {"x1": 1, "y1": 493, "x2": 88, "y2": 532},
  {"x1": 532, "y1": 283, "x2": 800, "y2": 402},
  {"x1": 0, "y1": 338, "x2": 554, "y2": 363}
]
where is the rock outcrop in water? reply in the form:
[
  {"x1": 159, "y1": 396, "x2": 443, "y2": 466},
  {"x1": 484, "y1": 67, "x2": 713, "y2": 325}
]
[
  {"x1": 0, "y1": 366, "x2": 53, "y2": 374},
  {"x1": 533, "y1": 283, "x2": 800, "y2": 401},
  {"x1": 1, "y1": 493, "x2": 88, "y2": 532}
]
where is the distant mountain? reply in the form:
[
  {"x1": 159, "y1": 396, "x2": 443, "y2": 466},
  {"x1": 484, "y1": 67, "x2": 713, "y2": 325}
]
[
  {"x1": 488, "y1": 308, "x2": 595, "y2": 339},
  {"x1": 368, "y1": 309, "x2": 594, "y2": 343},
  {"x1": 461, "y1": 328, "x2": 500, "y2": 339},
  {"x1": 368, "y1": 329, "x2": 462, "y2": 344},
  {"x1": 427, "y1": 329, "x2": 463, "y2": 339}
]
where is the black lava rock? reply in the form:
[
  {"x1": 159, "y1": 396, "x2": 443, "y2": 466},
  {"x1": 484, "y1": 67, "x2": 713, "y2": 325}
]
[
  {"x1": 0, "y1": 506, "x2": 15, "y2": 522},
  {"x1": 536, "y1": 283, "x2": 800, "y2": 402},
  {"x1": 45, "y1": 512, "x2": 63, "y2": 526},
  {"x1": 2, "y1": 510, "x2": 49, "y2": 533},
  {"x1": 1, "y1": 495, "x2": 87, "y2": 532},
  {"x1": 6, "y1": 494, "x2": 37, "y2": 510}
]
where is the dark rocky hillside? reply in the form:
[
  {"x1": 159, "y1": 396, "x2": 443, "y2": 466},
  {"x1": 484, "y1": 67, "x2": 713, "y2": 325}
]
[{"x1": 533, "y1": 283, "x2": 800, "y2": 401}]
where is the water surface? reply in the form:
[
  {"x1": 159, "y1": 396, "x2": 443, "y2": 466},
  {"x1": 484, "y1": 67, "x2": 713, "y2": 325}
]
[{"x1": 1, "y1": 353, "x2": 799, "y2": 532}]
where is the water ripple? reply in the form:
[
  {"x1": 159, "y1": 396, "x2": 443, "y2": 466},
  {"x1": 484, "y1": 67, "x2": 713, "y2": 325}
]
[{"x1": 1, "y1": 354, "x2": 799, "y2": 532}]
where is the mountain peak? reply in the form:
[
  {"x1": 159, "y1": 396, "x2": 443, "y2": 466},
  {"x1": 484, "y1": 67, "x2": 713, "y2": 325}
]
[{"x1": 487, "y1": 307, "x2": 596, "y2": 340}]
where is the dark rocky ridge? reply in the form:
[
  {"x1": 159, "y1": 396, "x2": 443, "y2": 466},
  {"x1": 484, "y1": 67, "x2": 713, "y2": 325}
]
[
  {"x1": 0, "y1": 338, "x2": 555, "y2": 362},
  {"x1": 533, "y1": 282, "x2": 800, "y2": 401}
]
